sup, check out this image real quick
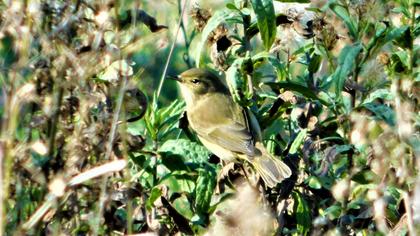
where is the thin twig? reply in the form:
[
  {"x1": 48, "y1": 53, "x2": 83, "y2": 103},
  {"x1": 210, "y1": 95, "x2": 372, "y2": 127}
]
[
  {"x1": 156, "y1": 0, "x2": 190, "y2": 98},
  {"x1": 93, "y1": 73, "x2": 128, "y2": 236},
  {"x1": 402, "y1": 192, "x2": 415, "y2": 236},
  {"x1": 178, "y1": 0, "x2": 193, "y2": 68}
]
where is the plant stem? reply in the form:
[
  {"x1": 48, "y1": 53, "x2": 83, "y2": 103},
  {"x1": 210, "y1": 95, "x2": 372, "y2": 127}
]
[
  {"x1": 178, "y1": 0, "x2": 193, "y2": 68},
  {"x1": 156, "y1": 0, "x2": 190, "y2": 98}
]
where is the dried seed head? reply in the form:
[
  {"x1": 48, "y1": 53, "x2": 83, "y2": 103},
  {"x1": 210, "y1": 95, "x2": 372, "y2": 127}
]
[
  {"x1": 377, "y1": 52, "x2": 390, "y2": 66},
  {"x1": 313, "y1": 17, "x2": 339, "y2": 50},
  {"x1": 190, "y1": 5, "x2": 212, "y2": 32}
]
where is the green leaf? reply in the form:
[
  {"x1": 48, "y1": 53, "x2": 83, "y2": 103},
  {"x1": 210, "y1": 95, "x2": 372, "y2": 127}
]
[
  {"x1": 308, "y1": 53, "x2": 322, "y2": 73},
  {"x1": 347, "y1": 199, "x2": 367, "y2": 210},
  {"x1": 362, "y1": 102, "x2": 396, "y2": 126},
  {"x1": 289, "y1": 129, "x2": 307, "y2": 154},
  {"x1": 268, "y1": 57, "x2": 287, "y2": 81},
  {"x1": 307, "y1": 176, "x2": 322, "y2": 189},
  {"x1": 394, "y1": 51, "x2": 410, "y2": 70},
  {"x1": 292, "y1": 192, "x2": 311, "y2": 235},
  {"x1": 362, "y1": 89, "x2": 394, "y2": 104},
  {"x1": 146, "y1": 187, "x2": 162, "y2": 211},
  {"x1": 390, "y1": 51, "x2": 410, "y2": 73},
  {"x1": 393, "y1": 26, "x2": 412, "y2": 49},
  {"x1": 226, "y1": 57, "x2": 248, "y2": 103},
  {"x1": 130, "y1": 154, "x2": 147, "y2": 167},
  {"x1": 226, "y1": 3, "x2": 239, "y2": 10},
  {"x1": 385, "y1": 26, "x2": 410, "y2": 43},
  {"x1": 162, "y1": 174, "x2": 196, "y2": 194},
  {"x1": 323, "y1": 204, "x2": 342, "y2": 220},
  {"x1": 329, "y1": 3, "x2": 358, "y2": 39},
  {"x1": 159, "y1": 139, "x2": 210, "y2": 163},
  {"x1": 194, "y1": 167, "x2": 217, "y2": 215},
  {"x1": 172, "y1": 195, "x2": 194, "y2": 220},
  {"x1": 334, "y1": 145, "x2": 353, "y2": 154},
  {"x1": 332, "y1": 43, "x2": 362, "y2": 97},
  {"x1": 195, "y1": 10, "x2": 241, "y2": 67},
  {"x1": 251, "y1": 0, "x2": 277, "y2": 50},
  {"x1": 252, "y1": 52, "x2": 288, "y2": 81}
]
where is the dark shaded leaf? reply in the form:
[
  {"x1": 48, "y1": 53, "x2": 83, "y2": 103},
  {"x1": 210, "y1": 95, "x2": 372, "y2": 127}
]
[
  {"x1": 159, "y1": 152, "x2": 189, "y2": 171},
  {"x1": 161, "y1": 197, "x2": 194, "y2": 235},
  {"x1": 308, "y1": 53, "x2": 322, "y2": 73},
  {"x1": 351, "y1": 170, "x2": 379, "y2": 184},
  {"x1": 362, "y1": 102, "x2": 396, "y2": 126}
]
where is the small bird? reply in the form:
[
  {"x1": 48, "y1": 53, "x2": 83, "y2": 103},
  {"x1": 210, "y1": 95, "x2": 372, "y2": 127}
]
[{"x1": 170, "y1": 68, "x2": 291, "y2": 187}]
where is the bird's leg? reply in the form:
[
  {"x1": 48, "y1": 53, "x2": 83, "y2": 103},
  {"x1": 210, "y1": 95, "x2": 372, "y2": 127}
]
[{"x1": 240, "y1": 164, "x2": 254, "y2": 187}]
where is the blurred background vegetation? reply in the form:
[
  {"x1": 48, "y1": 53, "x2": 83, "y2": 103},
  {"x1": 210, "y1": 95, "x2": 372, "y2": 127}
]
[{"x1": 0, "y1": 0, "x2": 419, "y2": 235}]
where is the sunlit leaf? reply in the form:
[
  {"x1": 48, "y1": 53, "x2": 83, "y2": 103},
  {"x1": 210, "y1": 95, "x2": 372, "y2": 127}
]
[
  {"x1": 146, "y1": 187, "x2": 162, "y2": 211},
  {"x1": 329, "y1": 3, "x2": 358, "y2": 39},
  {"x1": 362, "y1": 89, "x2": 394, "y2": 104},
  {"x1": 194, "y1": 166, "x2": 217, "y2": 215},
  {"x1": 251, "y1": 0, "x2": 277, "y2": 50},
  {"x1": 225, "y1": 57, "x2": 248, "y2": 103},
  {"x1": 289, "y1": 129, "x2": 307, "y2": 154},
  {"x1": 307, "y1": 176, "x2": 322, "y2": 189},
  {"x1": 159, "y1": 139, "x2": 210, "y2": 163}
]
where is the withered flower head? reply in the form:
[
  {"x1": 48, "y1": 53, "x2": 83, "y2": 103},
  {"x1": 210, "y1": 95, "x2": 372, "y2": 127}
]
[
  {"x1": 313, "y1": 16, "x2": 339, "y2": 50},
  {"x1": 190, "y1": 5, "x2": 212, "y2": 32}
]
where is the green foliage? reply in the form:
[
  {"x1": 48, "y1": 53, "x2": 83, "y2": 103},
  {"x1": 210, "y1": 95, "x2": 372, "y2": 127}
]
[
  {"x1": 251, "y1": 0, "x2": 277, "y2": 50},
  {"x1": 292, "y1": 191, "x2": 311, "y2": 235},
  {"x1": 332, "y1": 43, "x2": 362, "y2": 99}
]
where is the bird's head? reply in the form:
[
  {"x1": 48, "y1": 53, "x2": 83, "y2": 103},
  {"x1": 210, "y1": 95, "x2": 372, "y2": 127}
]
[{"x1": 169, "y1": 68, "x2": 228, "y2": 104}]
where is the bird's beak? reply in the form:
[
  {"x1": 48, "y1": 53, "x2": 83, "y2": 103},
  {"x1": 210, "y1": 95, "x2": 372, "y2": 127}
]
[{"x1": 167, "y1": 75, "x2": 182, "y2": 82}]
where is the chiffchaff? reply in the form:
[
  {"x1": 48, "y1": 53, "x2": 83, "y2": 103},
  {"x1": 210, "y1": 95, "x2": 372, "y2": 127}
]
[{"x1": 170, "y1": 68, "x2": 291, "y2": 187}]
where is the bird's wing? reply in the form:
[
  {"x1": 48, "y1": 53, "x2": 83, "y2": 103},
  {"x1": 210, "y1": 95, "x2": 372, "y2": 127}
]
[{"x1": 188, "y1": 94, "x2": 257, "y2": 156}]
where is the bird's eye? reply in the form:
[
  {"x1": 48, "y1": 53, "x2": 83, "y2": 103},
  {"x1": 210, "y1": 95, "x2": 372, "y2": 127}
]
[{"x1": 191, "y1": 79, "x2": 200, "y2": 84}]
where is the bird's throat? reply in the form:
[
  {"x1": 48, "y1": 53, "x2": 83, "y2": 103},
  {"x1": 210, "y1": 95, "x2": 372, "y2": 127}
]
[{"x1": 179, "y1": 85, "x2": 197, "y2": 107}]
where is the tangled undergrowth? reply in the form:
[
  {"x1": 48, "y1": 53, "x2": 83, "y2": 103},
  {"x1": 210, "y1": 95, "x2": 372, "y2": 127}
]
[{"x1": 0, "y1": 0, "x2": 418, "y2": 235}]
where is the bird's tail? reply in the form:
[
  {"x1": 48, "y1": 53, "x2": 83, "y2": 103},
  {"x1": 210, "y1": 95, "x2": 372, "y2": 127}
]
[{"x1": 251, "y1": 142, "x2": 292, "y2": 188}]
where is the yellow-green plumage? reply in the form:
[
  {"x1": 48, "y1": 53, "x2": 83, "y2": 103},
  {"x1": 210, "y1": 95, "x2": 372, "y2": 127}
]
[{"x1": 174, "y1": 68, "x2": 291, "y2": 187}]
